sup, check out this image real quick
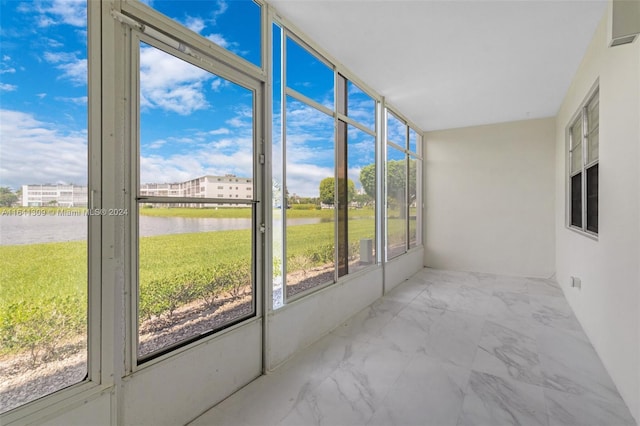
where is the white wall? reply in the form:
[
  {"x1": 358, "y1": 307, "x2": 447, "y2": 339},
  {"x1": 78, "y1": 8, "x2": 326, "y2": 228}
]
[
  {"x1": 424, "y1": 118, "x2": 556, "y2": 278},
  {"x1": 555, "y1": 11, "x2": 640, "y2": 422}
]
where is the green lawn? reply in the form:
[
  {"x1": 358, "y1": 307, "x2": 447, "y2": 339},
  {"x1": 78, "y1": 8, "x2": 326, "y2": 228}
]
[{"x1": 0, "y1": 211, "x2": 407, "y2": 357}]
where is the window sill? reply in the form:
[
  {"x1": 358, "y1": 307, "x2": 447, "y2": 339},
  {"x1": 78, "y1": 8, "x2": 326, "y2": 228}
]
[
  {"x1": 567, "y1": 225, "x2": 598, "y2": 241},
  {"x1": 1, "y1": 380, "x2": 110, "y2": 426}
]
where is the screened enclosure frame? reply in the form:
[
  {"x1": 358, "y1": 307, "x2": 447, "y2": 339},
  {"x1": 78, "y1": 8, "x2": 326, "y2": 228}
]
[
  {"x1": 1, "y1": 0, "x2": 425, "y2": 421},
  {"x1": 271, "y1": 16, "x2": 388, "y2": 307},
  {"x1": 384, "y1": 107, "x2": 424, "y2": 261},
  {"x1": 120, "y1": 8, "x2": 267, "y2": 371}
]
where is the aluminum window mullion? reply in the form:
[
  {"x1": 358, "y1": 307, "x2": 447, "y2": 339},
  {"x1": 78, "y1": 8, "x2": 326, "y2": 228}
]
[
  {"x1": 136, "y1": 196, "x2": 256, "y2": 205},
  {"x1": 387, "y1": 140, "x2": 406, "y2": 153},
  {"x1": 285, "y1": 87, "x2": 335, "y2": 118},
  {"x1": 336, "y1": 112, "x2": 376, "y2": 137},
  {"x1": 581, "y1": 105, "x2": 588, "y2": 232},
  {"x1": 280, "y1": 25, "x2": 288, "y2": 307}
]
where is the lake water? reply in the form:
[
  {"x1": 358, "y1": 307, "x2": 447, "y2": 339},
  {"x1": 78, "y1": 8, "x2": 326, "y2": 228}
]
[{"x1": 0, "y1": 215, "x2": 322, "y2": 245}]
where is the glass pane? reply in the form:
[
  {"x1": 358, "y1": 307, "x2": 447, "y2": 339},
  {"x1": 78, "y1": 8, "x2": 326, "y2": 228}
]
[
  {"x1": 347, "y1": 81, "x2": 375, "y2": 130},
  {"x1": 348, "y1": 126, "x2": 376, "y2": 272},
  {"x1": 571, "y1": 142, "x2": 582, "y2": 174},
  {"x1": 272, "y1": 23, "x2": 284, "y2": 309},
  {"x1": 570, "y1": 119, "x2": 582, "y2": 150},
  {"x1": 0, "y1": 1, "x2": 88, "y2": 413},
  {"x1": 409, "y1": 128, "x2": 419, "y2": 154},
  {"x1": 588, "y1": 130, "x2": 599, "y2": 164},
  {"x1": 286, "y1": 37, "x2": 334, "y2": 109},
  {"x1": 139, "y1": 42, "x2": 254, "y2": 193},
  {"x1": 138, "y1": 203, "x2": 254, "y2": 359},
  {"x1": 588, "y1": 96, "x2": 599, "y2": 133},
  {"x1": 409, "y1": 157, "x2": 420, "y2": 248},
  {"x1": 387, "y1": 112, "x2": 406, "y2": 147},
  {"x1": 586, "y1": 164, "x2": 598, "y2": 233},
  {"x1": 146, "y1": 0, "x2": 261, "y2": 67},
  {"x1": 571, "y1": 173, "x2": 582, "y2": 228},
  {"x1": 387, "y1": 146, "x2": 407, "y2": 259},
  {"x1": 138, "y1": 43, "x2": 256, "y2": 360},
  {"x1": 285, "y1": 98, "x2": 335, "y2": 297}
]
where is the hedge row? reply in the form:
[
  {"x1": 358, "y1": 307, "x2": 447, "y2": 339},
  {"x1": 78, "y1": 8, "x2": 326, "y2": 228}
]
[
  {"x1": 139, "y1": 260, "x2": 251, "y2": 320},
  {"x1": 0, "y1": 295, "x2": 85, "y2": 366}
]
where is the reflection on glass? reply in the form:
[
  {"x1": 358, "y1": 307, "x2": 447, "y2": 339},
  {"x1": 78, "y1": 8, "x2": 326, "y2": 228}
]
[
  {"x1": 570, "y1": 119, "x2": 582, "y2": 174},
  {"x1": 138, "y1": 204, "x2": 254, "y2": 359},
  {"x1": 348, "y1": 125, "x2": 376, "y2": 272},
  {"x1": 285, "y1": 98, "x2": 335, "y2": 297},
  {"x1": 387, "y1": 146, "x2": 407, "y2": 259},
  {"x1": 0, "y1": 0, "x2": 88, "y2": 413},
  {"x1": 387, "y1": 112, "x2": 406, "y2": 147},
  {"x1": 347, "y1": 81, "x2": 375, "y2": 130},
  {"x1": 146, "y1": 0, "x2": 262, "y2": 67},
  {"x1": 286, "y1": 37, "x2": 334, "y2": 109},
  {"x1": 409, "y1": 128, "x2": 418, "y2": 154},
  {"x1": 587, "y1": 94, "x2": 599, "y2": 164}
]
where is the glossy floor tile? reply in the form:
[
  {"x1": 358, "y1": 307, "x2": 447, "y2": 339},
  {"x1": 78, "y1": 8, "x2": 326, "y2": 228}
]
[{"x1": 190, "y1": 268, "x2": 636, "y2": 426}]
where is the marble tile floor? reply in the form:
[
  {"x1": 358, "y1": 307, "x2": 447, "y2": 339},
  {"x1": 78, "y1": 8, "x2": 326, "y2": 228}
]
[{"x1": 190, "y1": 268, "x2": 637, "y2": 426}]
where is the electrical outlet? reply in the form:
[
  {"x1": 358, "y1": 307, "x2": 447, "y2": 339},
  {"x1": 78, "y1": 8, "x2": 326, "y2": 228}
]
[{"x1": 571, "y1": 276, "x2": 582, "y2": 289}]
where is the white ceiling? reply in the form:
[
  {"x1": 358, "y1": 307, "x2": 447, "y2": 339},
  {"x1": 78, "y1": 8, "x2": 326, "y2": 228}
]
[{"x1": 268, "y1": 0, "x2": 608, "y2": 131}]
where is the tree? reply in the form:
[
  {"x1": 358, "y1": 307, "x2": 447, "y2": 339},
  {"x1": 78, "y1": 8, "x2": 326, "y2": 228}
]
[
  {"x1": 359, "y1": 159, "x2": 417, "y2": 203},
  {"x1": 0, "y1": 187, "x2": 18, "y2": 207},
  {"x1": 360, "y1": 164, "x2": 376, "y2": 200},
  {"x1": 319, "y1": 177, "x2": 355, "y2": 205}
]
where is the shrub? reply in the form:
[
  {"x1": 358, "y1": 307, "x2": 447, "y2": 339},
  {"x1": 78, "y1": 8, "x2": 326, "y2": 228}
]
[
  {"x1": 290, "y1": 203, "x2": 317, "y2": 210},
  {"x1": 304, "y1": 243, "x2": 334, "y2": 265},
  {"x1": 0, "y1": 296, "x2": 84, "y2": 365}
]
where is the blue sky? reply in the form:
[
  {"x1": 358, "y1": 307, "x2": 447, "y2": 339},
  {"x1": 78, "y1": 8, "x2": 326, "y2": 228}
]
[{"x1": 1, "y1": 0, "x2": 378, "y2": 198}]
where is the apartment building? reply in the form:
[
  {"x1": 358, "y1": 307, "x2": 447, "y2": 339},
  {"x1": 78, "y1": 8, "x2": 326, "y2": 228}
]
[{"x1": 21, "y1": 184, "x2": 88, "y2": 207}]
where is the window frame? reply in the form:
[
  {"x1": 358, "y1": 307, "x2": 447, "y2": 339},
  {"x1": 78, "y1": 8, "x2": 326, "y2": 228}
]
[
  {"x1": 566, "y1": 82, "x2": 599, "y2": 239},
  {"x1": 384, "y1": 107, "x2": 423, "y2": 261},
  {"x1": 125, "y1": 14, "x2": 266, "y2": 371},
  {"x1": 272, "y1": 19, "x2": 383, "y2": 306},
  {"x1": 0, "y1": 1, "x2": 105, "y2": 422}
]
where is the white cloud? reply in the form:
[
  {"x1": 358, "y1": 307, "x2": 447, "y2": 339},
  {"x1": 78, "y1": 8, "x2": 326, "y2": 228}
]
[
  {"x1": 0, "y1": 67, "x2": 16, "y2": 74},
  {"x1": 286, "y1": 163, "x2": 334, "y2": 197},
  {"x1": 44, "y1": 51, "x2": 87, "y2": 85},
  {"x1": 140, "y1": 46, "x2": 212, "y2": 115},
  {"x1": 147, "y1": 139, "x2": 167, "y2": 150},
  {"x1": 211, "y1": 77, "x2": 230, "y2": 92},
  {"x1": 57, "y1": 58, "x2": 87, "y2": 85},
  {"x1": 37, "y1": 93, "x2": 47, "y2": 99},
  {"x1": 0, "y1": 109, "x2": 87, "y2": 189},
  {"x1": 210, "y1": 0, "x2": 229, "y2": 25},
  {"x1": 56, "y1": 96, "x2": 87, "y2": 105},
  {"x1": 208, "y1": 128, "x2": 230, "y2": 136},
  {"x1": 35, "y1": 0, "x2": 87, "y2": 28},
  {"x1": 206, "y1": 33, "x2": 231, "y2": 49},
  {"x1": 0, "y1": 83, "x2": 17, "y2": 92},
  {"x1": 184, "y1": 16, "x2": 206, "y2": 33},
  {"x1": 45, "y1": 37, "x2": 64, "y2": 48}
]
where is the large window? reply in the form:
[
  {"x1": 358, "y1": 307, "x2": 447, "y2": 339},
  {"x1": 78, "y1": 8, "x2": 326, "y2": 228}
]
[
  {"x1": 0, "y1": 0, "x2": 90, "y2": 413},
  {"x1": 385, "y1": 111, "x2": 422, "y2": 259},
  {"x1": 135, "y1": 40, "x2": 257, "y2": 361},
  {"x1": 568, "y1": 88, "x2": 599, "y2": 235},
  {"x1": 272, "y1": 27, "x2": 379, "y2": 305}
]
